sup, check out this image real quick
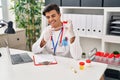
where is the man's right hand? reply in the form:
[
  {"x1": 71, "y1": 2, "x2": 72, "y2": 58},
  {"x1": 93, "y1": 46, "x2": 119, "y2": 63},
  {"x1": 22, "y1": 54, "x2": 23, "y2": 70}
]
[{"x1": 43, "y1": 27, "x2": 53, "y2": 42}]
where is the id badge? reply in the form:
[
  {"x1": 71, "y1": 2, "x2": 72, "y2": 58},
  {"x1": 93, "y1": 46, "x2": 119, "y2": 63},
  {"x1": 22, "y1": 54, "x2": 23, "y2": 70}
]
[{"x1": 62, "y1": 37, "x2": 68, "y2": 46}]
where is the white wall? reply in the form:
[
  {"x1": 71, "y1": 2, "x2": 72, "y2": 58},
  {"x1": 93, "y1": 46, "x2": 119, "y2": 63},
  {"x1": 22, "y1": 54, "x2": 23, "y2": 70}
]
[{"x1": 7, "y1": 0, "x2": 16, "y2": 28}]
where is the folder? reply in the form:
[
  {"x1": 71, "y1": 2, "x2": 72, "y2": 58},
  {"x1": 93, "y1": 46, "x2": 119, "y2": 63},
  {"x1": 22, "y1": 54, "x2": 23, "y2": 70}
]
[
  {"x1": 86, "y1": 14, "x2": 92, "y2": 35},
  {"x1": 96, "y1": 15, "x2": 103, "y2": 36},
  {"x1": 92, "y1": 15, "x2": 103, "y2": 36},
  {"x1": 70, "y1": 14, "x2": 79, "y2": 33},
  {"x1": 78, "y1": 14, "x2": 87, "y2": 36},
  {"x1": 92, "y1": 15, "x2": 97, "y2": 36},
  {"x1": 33, "y1": 54, "x2": 57, "y2": 66}
]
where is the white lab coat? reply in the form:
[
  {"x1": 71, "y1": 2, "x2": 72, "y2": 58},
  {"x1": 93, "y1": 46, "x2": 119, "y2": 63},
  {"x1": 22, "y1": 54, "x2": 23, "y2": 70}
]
[{"x1": 32, "y1": 25, "x2": 82, "y2": 60}]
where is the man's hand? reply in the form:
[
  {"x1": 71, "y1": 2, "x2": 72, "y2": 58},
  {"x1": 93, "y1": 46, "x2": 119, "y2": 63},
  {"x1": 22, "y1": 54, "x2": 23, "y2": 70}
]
[
  {"x1": 64, "y1": 20, "x2": 75, "y2": 39},
  {"x1": 43, "y1": 27, "x2": 53, "y2": 42},
  {"x1": 40, "y1": 27, "x2": 53, "y2": 47}
]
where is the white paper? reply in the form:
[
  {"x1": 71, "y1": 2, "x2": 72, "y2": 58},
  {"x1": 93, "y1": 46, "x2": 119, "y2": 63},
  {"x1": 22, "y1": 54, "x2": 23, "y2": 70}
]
[{"x1": 34, "y1": 54, "x2": 56, "y2": 64}]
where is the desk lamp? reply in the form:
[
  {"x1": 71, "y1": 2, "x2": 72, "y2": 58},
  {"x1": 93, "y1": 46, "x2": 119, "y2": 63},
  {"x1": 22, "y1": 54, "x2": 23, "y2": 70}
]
[{"x1": 0, "y1": 20, "x2": 15, "y2": 34}]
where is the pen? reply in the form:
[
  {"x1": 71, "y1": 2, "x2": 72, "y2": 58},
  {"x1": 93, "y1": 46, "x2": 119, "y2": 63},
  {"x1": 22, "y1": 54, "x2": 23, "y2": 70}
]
[{"x1": 40, "y1": 61, "x2": 51, "y2": 65}]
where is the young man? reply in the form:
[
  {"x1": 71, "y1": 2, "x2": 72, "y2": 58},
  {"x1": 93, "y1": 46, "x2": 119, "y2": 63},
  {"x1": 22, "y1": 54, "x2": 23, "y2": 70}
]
[
  {"x1": 32, "y1": 3, "x2": 105, "y2": 80},
  {"x1": 32, "y1": 3, "x2": 82, "y2": 60}
]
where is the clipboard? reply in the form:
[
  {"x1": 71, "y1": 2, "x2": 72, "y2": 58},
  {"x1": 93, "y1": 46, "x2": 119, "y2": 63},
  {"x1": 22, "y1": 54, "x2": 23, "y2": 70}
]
[{"x1": 33, "y1": 54, "x2": 57, "y2": 66}]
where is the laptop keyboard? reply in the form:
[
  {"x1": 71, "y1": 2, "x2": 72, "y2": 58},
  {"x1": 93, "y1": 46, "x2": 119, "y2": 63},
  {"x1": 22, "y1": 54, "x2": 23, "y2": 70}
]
[
  {"x1": 11, "y1": 53, "x2": 33, "y2": 65},
  {"x1": 20, "y1": 53, "x2": 33, "y2": 62}
]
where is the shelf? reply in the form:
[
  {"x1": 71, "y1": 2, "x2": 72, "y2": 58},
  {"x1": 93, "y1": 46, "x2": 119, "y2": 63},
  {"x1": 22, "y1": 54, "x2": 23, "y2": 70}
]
[
  {"x1": 104, "y1": 42, "x2": 120, "y2": 53},
  {"x1": 80, "y1": 37, "x2": 102, "y2": 54},
  {"x1": 107, "y1": 65, "x2": 120, "y2": 71},
  {"x1": 105, "y1": 8, "x2": 120, "y2": 12},
  {"x1": 79, "y1": 34, "x2": 102, "y2": 39},
  {"x1": 61, "y1": 7, "x2": 104, "y2": 15},
  {"x1": 104, "y1": 35, "x2": 120, "y2": 44},
  {"x1": 61, "y1": 6, "x2": 104, "y2": 9}
]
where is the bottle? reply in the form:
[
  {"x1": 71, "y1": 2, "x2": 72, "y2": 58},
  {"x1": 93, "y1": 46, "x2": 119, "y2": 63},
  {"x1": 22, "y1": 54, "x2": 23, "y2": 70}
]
[
  {"x1": 107, "y1": 54, "x2": 114, "y2": 65},
  {"x1": 114, "y1": 54, "x2": 120, "y2": 66},
  {"x1": 63, "y1": 21, "x2": 68, "y2": 30},
  {"x1": 102, "y1": 53, "x2": 109, "y2": 63},
  {"x1": 82, "y1": 52, "x2": 86, "y2": 59},
  {"x1": 86, "y1": 59, "x2": 91, "y2": 67}
]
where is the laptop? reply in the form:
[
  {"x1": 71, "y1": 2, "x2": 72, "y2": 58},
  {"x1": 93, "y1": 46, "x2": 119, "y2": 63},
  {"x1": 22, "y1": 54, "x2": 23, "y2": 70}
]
[
  {"x1": 4, "y1": 39, "x2": 33, "y2": 65},
  {"x1": 10, "y1": 53, "x2": 33, "y2": 65}
]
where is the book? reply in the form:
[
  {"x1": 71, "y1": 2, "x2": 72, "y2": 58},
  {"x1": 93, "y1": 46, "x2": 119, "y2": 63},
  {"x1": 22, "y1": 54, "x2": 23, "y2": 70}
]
[{"x1": 33, "y1": 54, "x2": 57, "y2": 66}]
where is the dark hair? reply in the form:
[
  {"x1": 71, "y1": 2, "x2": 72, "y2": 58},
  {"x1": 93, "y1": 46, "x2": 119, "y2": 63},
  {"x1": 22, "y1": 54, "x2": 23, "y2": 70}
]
[{"x1": 43, "y1": 3, "x2": 60, "y2": 16}]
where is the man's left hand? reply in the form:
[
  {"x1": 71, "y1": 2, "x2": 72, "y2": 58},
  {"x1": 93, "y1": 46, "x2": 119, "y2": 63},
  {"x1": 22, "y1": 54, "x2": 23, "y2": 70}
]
[{"x1": 65, "y1": 20, "x2": 75, "y2": 39}]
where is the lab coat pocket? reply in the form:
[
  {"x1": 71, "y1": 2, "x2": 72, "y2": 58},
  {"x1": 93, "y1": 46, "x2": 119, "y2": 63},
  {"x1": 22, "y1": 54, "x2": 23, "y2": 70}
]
[{"x1": 56, "y1": 46, "x2": 66, "y2": 53}]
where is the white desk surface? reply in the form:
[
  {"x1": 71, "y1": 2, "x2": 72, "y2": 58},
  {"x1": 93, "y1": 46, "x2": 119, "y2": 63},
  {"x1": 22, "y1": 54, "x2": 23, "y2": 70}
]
[{"x1": 0, "y1": 48, "x2": 107, "y2": 80}]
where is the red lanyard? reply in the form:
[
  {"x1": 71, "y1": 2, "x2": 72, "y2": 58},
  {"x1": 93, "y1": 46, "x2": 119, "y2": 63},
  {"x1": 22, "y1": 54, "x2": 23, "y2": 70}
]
[{"x1": 59, "y1": 27, "x2": 64, "y2": 44}]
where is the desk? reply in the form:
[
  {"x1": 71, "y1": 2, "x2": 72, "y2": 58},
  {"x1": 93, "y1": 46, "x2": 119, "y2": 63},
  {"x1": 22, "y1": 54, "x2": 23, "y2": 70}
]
[{"x1": 0, "y1": 47, "x2": 107, "y2": 80}]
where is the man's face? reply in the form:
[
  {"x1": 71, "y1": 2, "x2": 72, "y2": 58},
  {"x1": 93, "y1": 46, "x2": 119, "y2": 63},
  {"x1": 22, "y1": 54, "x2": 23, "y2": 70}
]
[{"x1": 45, "y1": 10, "x2": 61, "y2": 28}]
